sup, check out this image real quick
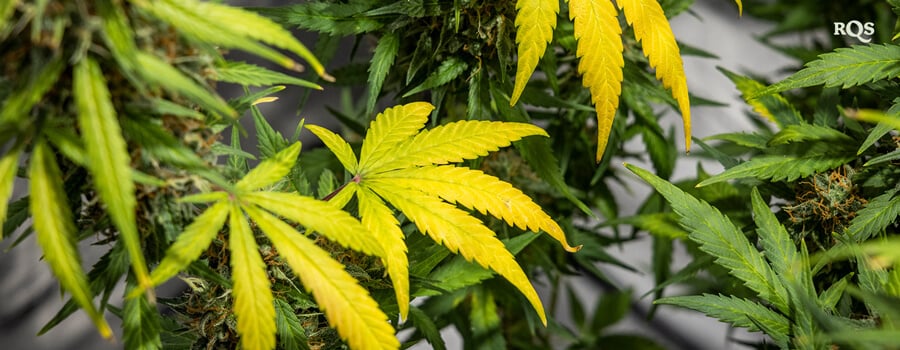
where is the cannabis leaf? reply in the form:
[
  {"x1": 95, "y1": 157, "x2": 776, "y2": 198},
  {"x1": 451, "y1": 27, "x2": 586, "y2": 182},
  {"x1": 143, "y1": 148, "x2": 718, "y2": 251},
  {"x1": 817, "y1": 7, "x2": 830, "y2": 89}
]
[
  {"x1": 755, "y1": 44, "x2": 900, "y2": 97},
  {"x1": 133, "y1": 143, "x2": 398, "y2": 350},
  {"x1": 511, "y1": 0, "x2": 707, "y2": 161},
  {"x1": 306, "y1": 102, "x2": 581, "y2": 323}
]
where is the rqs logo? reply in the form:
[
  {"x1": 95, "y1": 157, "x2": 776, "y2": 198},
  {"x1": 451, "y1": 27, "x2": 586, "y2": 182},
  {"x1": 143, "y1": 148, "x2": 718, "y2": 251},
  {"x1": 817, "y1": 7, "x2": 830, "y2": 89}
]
[{"x1": 834, "y1": 20, "x2": 875, "y2": 43}]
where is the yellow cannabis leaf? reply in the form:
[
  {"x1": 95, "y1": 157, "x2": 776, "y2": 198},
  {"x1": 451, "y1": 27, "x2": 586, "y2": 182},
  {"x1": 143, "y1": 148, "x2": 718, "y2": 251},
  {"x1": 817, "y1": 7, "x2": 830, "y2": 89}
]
[
  {"x1": 568, "y1": 0, "x2": 623, "y2": 161},
  {"x1": 135, "y1": 142, "x2": 398, "y2": 350},
  {"x1": 509, "y1": 0, "x2": 747, "y2": 161},
  {"x1": 511, "y1": 0, "x2": 559, "y2": 105},
  {"x1": 307, "y1": 102, "x2": 581, "y2": 324}
]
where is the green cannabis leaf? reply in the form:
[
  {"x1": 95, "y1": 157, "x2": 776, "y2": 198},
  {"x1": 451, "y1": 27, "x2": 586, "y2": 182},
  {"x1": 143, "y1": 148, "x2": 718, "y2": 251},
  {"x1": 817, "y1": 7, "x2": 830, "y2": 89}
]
[{"x1": 306, "y1": 102, "x2": 581, "y2": 323}]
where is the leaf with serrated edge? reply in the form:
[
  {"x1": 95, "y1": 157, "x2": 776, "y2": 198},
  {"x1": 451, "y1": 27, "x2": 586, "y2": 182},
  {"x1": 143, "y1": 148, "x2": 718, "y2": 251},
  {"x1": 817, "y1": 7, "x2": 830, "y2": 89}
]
[
  {"x1": 244, "y1": 191, "x2": 385, "y2": 259},
  {"x1": 367, "y1": 32, "x2": 400, "y2": 116},
  {"x1": 358, "y1": 102, "x2": 433, "y2": 172},
  {"x1": 366, "y1": 180, "x2": 547, "y2": 325},
  {"x1": 74, "y1": 58, "x2": 152, "y2": 291},
  {"x1": 569, "y1": 0, "x2": 623, "y2": 161},
  {"x1": 845, "y1": 187, "x2": 900, "y2": 242},
  {"x1": 656, "y1": 294, "x2": 789, "y2": 346},
  {"x1": 304, "y1": 125, "x2": 358, "y2": 173},
  {"x1": 0, "y1": 145, "x2": 21, "y2": 234},
  {"x1": 243, "y1": 204, "x2": 399, "y2": 350},
  {"x1": 511, "y1": 0, "x2": 558, "y2": 105},
  {"x1": 215, "y1": 62, "x2": 322, "y2": 89},
  {"x1": 627, "y1": 163, "x2": 789, "y2": 313},
  {"x1": 750, "y1": 187, "x2": 797, "y2": 276},
  {"x1": 237, "y1": 142, "x2": 301, "y2": 192},
  {"x1": 123, "y1": 282, "x2": 162, "y2": 350},
  {"x1": 134, "y1": 53, "x2": 236, "y2": 118},
  {"x1": 757, "y1": 44, "x2": 900, "y2": 96},
  {"x1": 30, "y1": 142, "x2": 112, "y2": 339},
  {"x1": 356, "y1": 185, "x2": 410, "y2": 319},
  {"x1": 376, "y1": 120, "x2": 547, "y2": 171},
  {"x1": 373, "y1": 165, "x2": 579, "y2": 252},
  {"x1": 229, "y1": 203, "x2": 276, "y2": 350},
  {"x1": 697, "y1": 154, "x2": 855, "y2": 186},
  {"x1": 146, "y1": 201, "x2": 229, "y2": 288},
  {"x1": 617, "y1": 0, "x2": 691, "y2": 152}
]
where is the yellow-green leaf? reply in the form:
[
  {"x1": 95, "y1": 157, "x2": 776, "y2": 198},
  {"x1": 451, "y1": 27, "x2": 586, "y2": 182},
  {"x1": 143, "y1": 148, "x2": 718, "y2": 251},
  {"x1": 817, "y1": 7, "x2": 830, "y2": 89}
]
[
  {"x1": 243, "y1": 191, "x2": 385, "y2": 259},
  {"x1": 356, "y1": 185, "x2": 410, "y2": 319},
  {"x1": 358, "y1": 102, "x2": 433, "y2": 173},
  {"x1": 30, "y1": 141, "x2": 113, "y2": 339},
  {"x1": 147, "y1": 201, "x2": 229, "y2": 288},
  {"x1": 0, "y1": 144, "x2": 21, "y2": 235},
  {"x1": 236, "y1": 142, "x2": 301, "y2": 192},
  {"x1": 511, "y1": 0, "x2": 558, "y2": 105},
  {"x1": 617, "y1": 0, "x2": 691, "y2": 152},
  {"x1": 367, "y1": 180, "x2": 547, "y2": 325},
  {"x1": 243, "y1": 204, "x2": 400, "y2": 350},
  {"x1": 568, "y1": 0, "x2": 624, "y2": 161},
  {"x1": 376, "y1": 120, "x2": 548, "y2": 171},
  {"x1": 74, "y1": 57, "x2": 152, "y2": 291},
  {"x1": 229, "y1": 203, "x2": 276, "y2": 350},
  {"x1": 134, "y1": 52, "x2": 236, "y2": 118},
  {"x1": 372, "y1": 165, "x2": 580, "y2": 252},
  {"x1": 304, "y1": 125, "x2": 359, "y2": 174}
]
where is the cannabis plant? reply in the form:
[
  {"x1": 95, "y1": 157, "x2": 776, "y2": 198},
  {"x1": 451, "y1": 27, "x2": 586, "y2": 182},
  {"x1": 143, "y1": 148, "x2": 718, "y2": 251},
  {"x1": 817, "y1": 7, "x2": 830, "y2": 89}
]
[
  {"x1": 0, "y1": 0, "x2": 595, "y2": 349},
  {"x1": 630, "y1": 2, "x2": 900, "y2": 347}
]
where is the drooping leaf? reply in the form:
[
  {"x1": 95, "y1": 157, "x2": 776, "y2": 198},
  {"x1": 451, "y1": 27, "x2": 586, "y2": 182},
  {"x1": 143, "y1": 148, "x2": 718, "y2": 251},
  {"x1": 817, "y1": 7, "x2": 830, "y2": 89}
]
[
  {"x1": 243, "y1": 205, "x2": 399, "y2": 350},
  {"x1": 568, "y1": 0, "x2": 624, "y2": 161},
  {"x1": 228, "y1": 203, "x2": 276, "y2": 350},
  {"x1": 656, "y1": 294, "x2": 790, "y2": 346},
  {"x1": 366, "y1": 180, "x2": 547, "y2": 325},
  {"x1": 697, "y1": 154, "x2": 856, "y2": 187},
  {"x1": 510, "y1": 0, "x2": 558, "y2": 105},
  {"x1": 355, "y1": 185, "x2": 410, "y2": 319},
  {"x1": 373, "y1": 165, "x2": 580, "y2": 251},
  {"x1": 757, "y1": 44, "x2": 900, "y2": 96},
  {"x1": 627, "y1": 164, "x2": 789, "y2": 312},
  {"x1": 144, "y1": 201, "x2": 229, "y2": 289},
  {"x1": 0, "y1": 144, "x2": 21, "y2": 235},
  {"x1": 74, "y1": 58, "x2": 152, "y2": 291},
  {"x1": 30, "y1": 141, "x2": 112, "y2": 339},
  {"x1": 357, "y1": 102, "x2": 433, "y2": 172},
  {"x1": 367, "y1": 32, "x2": 400, "y2": 116},
  {"x1": 845, "y1": 187, "x2": 900, "y2": 242},
  {"x1": 123, "y1": 282, "x2": 162, "y2": 350},
  {"x1": 618, "y1": 0, "x2": 691, "y2": 152},
  {"x1": 375, "y1": 120, "x2": 548, "y2": 171},
  {"x1": 215, "y1": 61, "x2": 321, "y2": 89}
]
